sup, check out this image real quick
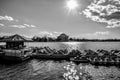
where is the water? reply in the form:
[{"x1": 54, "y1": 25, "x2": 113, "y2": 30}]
[
  {"x1": 0, "y1": 42, "x2": 120, "y2": 80},
  {"x1": 0, "y1": 59, "x2": 120, "y2": 80},
  {"x1": 1, "y1": 42, "x2": 120, "y2": 50},
  {"x1": 25, "y1": 42, "x2": 120, "y2": 51}
]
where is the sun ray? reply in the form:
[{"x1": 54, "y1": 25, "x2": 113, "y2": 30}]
[{"x1": 66, "y1": 0, "x2": 79, "y2": 13}]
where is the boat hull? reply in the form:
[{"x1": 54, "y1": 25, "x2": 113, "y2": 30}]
[
  {"x1": 70, "y1": 58, "x2": 90, "y2": 64},
  {"x1": 90, "y1": 61, "x2": 120, "y2": 66},
  {"x1": 0, "y1": 55, "x2": 30, "y2": 63},
  {"x1": 31, "y1": 54, "x2": 70, "y2": 60}
]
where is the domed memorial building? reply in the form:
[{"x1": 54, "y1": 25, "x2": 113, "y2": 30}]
[{"x1": 57, "y1": 33, "x2": 69, "y2": 41}]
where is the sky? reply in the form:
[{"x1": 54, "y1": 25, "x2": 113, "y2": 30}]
[{"x1": 0, "y1": 0, "x2": 120, "y2": 39}]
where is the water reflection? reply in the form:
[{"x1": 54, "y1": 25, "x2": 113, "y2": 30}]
[
  {"x1": 64, "y1": 42, "x2": 83, "y2": 50},
  {"x1": 25, "y1": 42, "x2": 120, "y2": 50},
  {"x1": 0, "y1": 60, "x2": 120, "y2": 80}
]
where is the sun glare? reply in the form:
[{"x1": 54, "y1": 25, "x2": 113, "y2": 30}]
[{"x1": 66, "y1": 0, "x2": 79, "y2": 11}]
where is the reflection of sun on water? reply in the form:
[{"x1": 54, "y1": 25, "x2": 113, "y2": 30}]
[{"x1": 64, "y1": 42, "x2": 80, "y2": 50}]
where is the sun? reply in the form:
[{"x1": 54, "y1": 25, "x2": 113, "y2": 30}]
[{"x1": 66, "y1": 0, "x2": 79, "y2": 11}]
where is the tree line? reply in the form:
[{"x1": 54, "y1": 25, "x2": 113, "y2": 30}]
[
  {"x1": 32, "y1": 33, "x2": 120, "y2": 42},
  {"x1": 0, "y1": 33, "x2": 120, "y2": 42}
]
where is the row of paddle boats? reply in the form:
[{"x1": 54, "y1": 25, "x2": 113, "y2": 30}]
[
  {"x1": 71, "y1": 55, "x2": 120, "y2": 65},
  {"x1": 70, "y1": 49, "x2": 120, "y2": 65},
  {"x1": 30, "y1": 47, "x2": 73, "y2": 60},
  {"x1": 1, "y1": 46, "x2": 120, "y2": 65},
  {"x1": 30, "y1": 47, "x2": 120, "y2": 65}
]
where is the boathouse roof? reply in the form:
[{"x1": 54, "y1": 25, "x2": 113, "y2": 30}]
[{"x1": 3, "y1": 34, "x2": 31, "y2": 42}]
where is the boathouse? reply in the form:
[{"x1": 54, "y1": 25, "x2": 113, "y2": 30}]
[{"x1": 3, "y1": 34, "x2": 29, "y2": 49}]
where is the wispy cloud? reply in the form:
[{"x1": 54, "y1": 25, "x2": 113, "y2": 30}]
[
  {"x1": 0, "y1": 14, "x2": 36, "y2": 28},
  {"x1": 38, "y1": 31, "x2": 62, "y2": 38},
  {"x1": 39, "y1": 31, "x2": 53, "y2": 37},
  {"x1": 23, "y1": 24, "x2": 36, "y2": 28},
  {"x1": 10, "y1": 25, "x2": 26, "y2": 28},
  {"x1": 84, "y1": 31, "x2": 109, "y2": 36},
  {"x1": 93, "y1": 31, "x2": 109, "y2": 35},
  {"x1": 0, "y1": 23, "x2": 4, "y2": 26},
  {"x1": 30, "y1": 25, "x2": 36, "y2": 28},
  {"x1": 0, "y1": 15, "x2": 18, "y2": 22},
  {"x1": 10, "y1": 24, "x2": 36, "y2": 28},
  {"x1": 78, "y1": 31, "x2": 110, "y2": 39},
  {"x1": 0, "y1": 32, "x2": 13, "y2": 36},
  {"x1": 82, "y1": 0, "x2": 120, "y2": 28}
]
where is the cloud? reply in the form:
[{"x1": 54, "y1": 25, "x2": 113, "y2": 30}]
[
  {"x1": 82, "y1": 0, "x2": 120, "y2": 28},
  {"x1": 93, "y1": 31, "x2": 109, "y2": 35},
  {"x1": 39, "y1": 31, "x2": 53, "y2": 37},
  {"x1": 0, "y1": 32, "x2": 13, "y2": 36},
  {"x1": 0, "y1": 23, "x2": 4, "y2": 26},
  {"x1": 0, "y1": 15, "x2": 36, "y2": 28},
  {"x1": 0, "y1": 15, "x2": 18, "y2": 22},
  {"x1": 78, "y1": 31, "x2": 110, "y2": 39},
  {"x1": 53, "y1": 31, "x2": 63, "y2": 35},
  {"x1": 38, "y1": 31, "x2": 62, "y2": 38},
  {"x1": 10, "y1": 24, "x2": 36, "y2": 28},
  {"x1": 30, "y1": 25, "x2": 36, "y2": 28},
  {"x1": 10, "y1": 25, "x2": 26, "y2": 28},
  {"x1": 84, "y1": 31, "x2": 109, "y2": 37},
  {"x1": 24, "y1": 24, "x2": 36, "y2": 28}
]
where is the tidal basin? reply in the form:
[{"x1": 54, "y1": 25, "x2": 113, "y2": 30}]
[
  {"x1": 0, "y1": 42, "x2": 120, "y2": 80},
  {"x1": 0, "y1": 59, "x2": 120, "y2": 80}
]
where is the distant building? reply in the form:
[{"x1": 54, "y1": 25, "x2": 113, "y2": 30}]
[{"x1": 57, "y1": 33, "x2": 69, "y2": 41}]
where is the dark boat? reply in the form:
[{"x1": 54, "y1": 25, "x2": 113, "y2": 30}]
[
  {"x1": 70, "y1": 56, "x2": 90, "y2": 64},
  {"x1": 1, "y1": 55, "x2": 30, "y2": 63},
  {"x1": 90, "y1": 57, "x2": 120, "y2": 66},
  {"x1": 31, "y1": 47, "x2": 72, "y2": 60},
  {"x1": 31, "y1": 53, "x2": 70, "y2": 60}
]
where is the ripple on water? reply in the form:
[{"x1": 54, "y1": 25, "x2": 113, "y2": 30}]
[{"x1": 0, "y1": 60, "x2": 120, "y2": 80}]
